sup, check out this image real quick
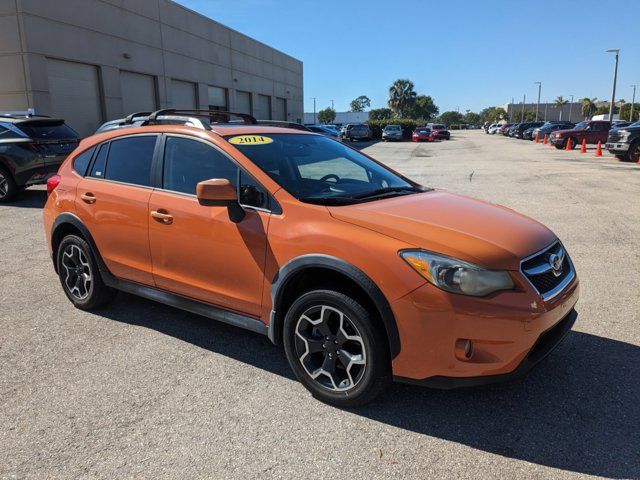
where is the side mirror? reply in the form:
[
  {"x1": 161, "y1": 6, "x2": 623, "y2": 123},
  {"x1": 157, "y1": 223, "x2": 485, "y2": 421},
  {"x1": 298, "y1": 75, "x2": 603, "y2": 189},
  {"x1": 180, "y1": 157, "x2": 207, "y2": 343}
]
[{"x1": 196, "y1": 179, "x2": 237, "y2": 206}]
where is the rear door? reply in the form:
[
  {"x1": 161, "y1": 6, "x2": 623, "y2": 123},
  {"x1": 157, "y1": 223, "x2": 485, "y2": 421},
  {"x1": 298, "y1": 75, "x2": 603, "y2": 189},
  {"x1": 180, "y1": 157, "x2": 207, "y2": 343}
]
[{"x1": 75, "y1": 134, "x2": 159, "y2": 285}]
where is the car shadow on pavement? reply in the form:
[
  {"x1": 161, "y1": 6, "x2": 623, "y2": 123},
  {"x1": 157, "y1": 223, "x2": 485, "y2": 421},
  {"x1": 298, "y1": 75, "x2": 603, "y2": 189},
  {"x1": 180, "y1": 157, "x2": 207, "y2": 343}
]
[
  {"x1": 2, "y1": 188, "x2": 47, "y2": 209},
  {"x1": 346, "y1": 140, "x2": 380, "y2": 150},
  {"x1": 100, "y1": 295, "x2": 639, "y2": 478}
]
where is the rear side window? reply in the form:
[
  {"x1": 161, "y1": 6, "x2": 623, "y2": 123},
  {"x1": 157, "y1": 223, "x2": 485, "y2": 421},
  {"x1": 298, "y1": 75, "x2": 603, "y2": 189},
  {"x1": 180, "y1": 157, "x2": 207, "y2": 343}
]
[
  {"x1": 104, "y1": 136, "x2": 157, "y2": 187},
  {"x1": 163, "y1": 136, "x2": 238, "y2": 195},
  {"x1": 72, "y1": 147, "x2": 96, "y2": 176},
  {"x1": 89, "y1": 144, "x2": 109, "y2": 178}
]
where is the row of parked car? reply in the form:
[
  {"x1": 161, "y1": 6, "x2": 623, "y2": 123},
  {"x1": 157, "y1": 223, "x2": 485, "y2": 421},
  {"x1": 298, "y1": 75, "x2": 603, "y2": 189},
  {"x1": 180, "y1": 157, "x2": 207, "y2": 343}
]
[
  {"x1": 308, "y1": 123, "x2": 452, "y2": 143},
  {"x1": 484, "y1": 119, "x2": 640, "y2": 162}
]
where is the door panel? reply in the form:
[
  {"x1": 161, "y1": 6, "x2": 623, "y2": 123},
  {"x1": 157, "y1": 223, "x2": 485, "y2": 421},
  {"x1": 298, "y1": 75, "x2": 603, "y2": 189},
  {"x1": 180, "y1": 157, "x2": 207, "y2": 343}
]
[
  {"x1": 148, "y1": 191, "x2": 269, "y2": 317},
  {"x1": 75, "y1": 177, "x2": 154, "y2": 285}
]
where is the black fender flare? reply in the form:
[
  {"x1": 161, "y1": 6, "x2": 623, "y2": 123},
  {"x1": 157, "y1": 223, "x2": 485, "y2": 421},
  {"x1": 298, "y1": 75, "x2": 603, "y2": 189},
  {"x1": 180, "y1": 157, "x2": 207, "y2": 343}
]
[
  {"x1": 51, "y1": 213, "x2": 111, "y2": 275},
  {"x1": 268, "y1": 254, "x2": 401, "y2": 359}
]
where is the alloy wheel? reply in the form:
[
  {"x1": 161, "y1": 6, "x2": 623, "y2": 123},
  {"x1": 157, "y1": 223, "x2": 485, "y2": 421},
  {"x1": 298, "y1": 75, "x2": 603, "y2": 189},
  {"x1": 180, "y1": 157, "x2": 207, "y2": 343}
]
[
  {"x1": 294, "y1": 305, "x2": 367, "y2": 392},
  {"x1": 0, "y1": 172, "x2": 8, "y2": 199},
  {"x1": 61, "y1": 244, "x2": 92, "y2": 300}
]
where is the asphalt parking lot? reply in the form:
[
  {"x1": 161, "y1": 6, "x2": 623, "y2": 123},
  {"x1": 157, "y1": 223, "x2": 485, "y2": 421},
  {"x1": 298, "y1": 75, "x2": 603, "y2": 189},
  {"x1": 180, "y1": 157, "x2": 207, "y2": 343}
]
[{"x1": 1, "y1": 130, "x2": 639, "y2": 479}]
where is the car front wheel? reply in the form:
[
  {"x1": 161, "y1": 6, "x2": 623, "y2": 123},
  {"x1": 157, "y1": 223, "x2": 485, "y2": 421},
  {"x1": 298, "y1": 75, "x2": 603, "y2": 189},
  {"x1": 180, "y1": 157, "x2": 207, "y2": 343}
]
[
  {"x1": 283, "y1": 289, "x2": 390, "y2": 407},
  {"x1": 57, "y1": 235, "x2": 116, "y2": 310}
]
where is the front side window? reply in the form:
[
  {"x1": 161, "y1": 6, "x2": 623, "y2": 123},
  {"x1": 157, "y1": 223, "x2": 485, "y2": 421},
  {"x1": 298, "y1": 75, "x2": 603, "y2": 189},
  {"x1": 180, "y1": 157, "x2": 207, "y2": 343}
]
[
  {"x1": 104, "y1": 136, "x2": 156, "y2": 187},
  {"x1": 227, "y1": 133, "x2": 420, "y2": 205},
  {"x1": 163, "y1": 136, "x2": 238, "y2": 195}
]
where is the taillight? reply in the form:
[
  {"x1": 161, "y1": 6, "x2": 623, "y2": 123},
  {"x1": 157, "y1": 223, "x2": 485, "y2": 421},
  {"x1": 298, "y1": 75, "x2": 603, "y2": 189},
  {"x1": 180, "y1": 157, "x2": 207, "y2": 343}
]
[{"x1": 46, "y1": 174, "x2": 61, "y2": 195}]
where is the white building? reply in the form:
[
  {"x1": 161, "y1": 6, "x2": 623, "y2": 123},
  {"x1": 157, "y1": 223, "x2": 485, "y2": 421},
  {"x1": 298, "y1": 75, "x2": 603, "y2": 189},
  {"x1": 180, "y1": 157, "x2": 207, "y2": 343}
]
[{"x1": 305, "y1": 111, "x2": 369, "y2": 125}]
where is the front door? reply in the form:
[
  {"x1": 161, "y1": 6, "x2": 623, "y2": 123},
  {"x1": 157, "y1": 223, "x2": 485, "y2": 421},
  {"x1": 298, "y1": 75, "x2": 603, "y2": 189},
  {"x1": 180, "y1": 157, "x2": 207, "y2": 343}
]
[
  {"x1": 75, "y1": 135, "x2": 158, "y2": 286},
  {"x1": 148, "y1": 135, "x2": 269, "y2": 317}
]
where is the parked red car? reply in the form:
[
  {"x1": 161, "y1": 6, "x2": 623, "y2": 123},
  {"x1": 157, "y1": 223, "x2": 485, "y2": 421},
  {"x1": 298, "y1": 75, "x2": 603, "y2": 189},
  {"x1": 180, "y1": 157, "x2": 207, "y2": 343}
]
[
  {"x1": 498, "y1": 124, "x2": 512, "y2": 135},
  {"x1": 550, "y1": 121, "x2": 611, "y2": 149},
  {"x1": 412, "y1": 127, "x2": 434, "y2": 142}
]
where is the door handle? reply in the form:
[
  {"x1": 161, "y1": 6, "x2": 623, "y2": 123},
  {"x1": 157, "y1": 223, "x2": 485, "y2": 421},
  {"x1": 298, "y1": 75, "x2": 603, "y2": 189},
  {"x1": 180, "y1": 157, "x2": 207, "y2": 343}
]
[
  {"x1": 80, "y1": 193, "x2": 96, "y2": 204},
  {"x1": 151, "y1": 210, "x2": 173, "y2": 225}
]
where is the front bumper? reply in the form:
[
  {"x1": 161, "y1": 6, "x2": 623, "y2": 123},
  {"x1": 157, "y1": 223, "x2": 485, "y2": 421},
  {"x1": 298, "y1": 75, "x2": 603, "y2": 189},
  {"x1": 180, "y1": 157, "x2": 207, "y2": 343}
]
[
  {"x1": 390, "y1": 271, "x2": 579, "y2": 386},
  {"x1": 606, "y1": 142, "x2": 629, "y2": 153}
]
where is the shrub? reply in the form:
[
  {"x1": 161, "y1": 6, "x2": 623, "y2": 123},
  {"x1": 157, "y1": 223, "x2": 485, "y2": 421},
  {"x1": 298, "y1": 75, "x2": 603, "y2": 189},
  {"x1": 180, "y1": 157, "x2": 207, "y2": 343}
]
[{"x1": 367, "y1": 118, "x2": 423, "y2": 139}]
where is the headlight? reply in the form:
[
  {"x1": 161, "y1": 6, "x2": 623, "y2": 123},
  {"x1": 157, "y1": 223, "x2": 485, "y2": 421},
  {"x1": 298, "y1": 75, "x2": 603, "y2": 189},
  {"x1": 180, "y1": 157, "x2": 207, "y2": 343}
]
[{"x1": 399, "y1": 250, "x2": 514, "y2": 297}]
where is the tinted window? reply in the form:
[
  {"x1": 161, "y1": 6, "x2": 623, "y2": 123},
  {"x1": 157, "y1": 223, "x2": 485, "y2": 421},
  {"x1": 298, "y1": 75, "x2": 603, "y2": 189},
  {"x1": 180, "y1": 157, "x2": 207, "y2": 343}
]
[
  {"x1": 17, "y1": 121, "x2": 78, "y2": 140},
  {"x1": 239, "y1": 170, "x2": 270, "y2": 210},
  {"x1": 163, "y1": 136, "x2": 238, "y2": 195},
  {"x1": 0, "y1": 126, "x2": 22, "y2": 139},
  {"x1": 73, "y1": 147, "x2": 96, "y2": 176},
  {"x1": 104, "y1": 136, "x2": 156, "y2": 186},
  {"x1": 89, "y1": 143, "x2": 109, "y2": 178}
]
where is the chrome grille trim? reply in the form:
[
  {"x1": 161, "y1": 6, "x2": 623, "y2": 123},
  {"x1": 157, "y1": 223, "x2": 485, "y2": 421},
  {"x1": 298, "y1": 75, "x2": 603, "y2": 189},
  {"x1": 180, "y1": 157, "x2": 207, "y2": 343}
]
[{"x1": 520, "y1": 241, "x2": 576, "y2": 301}]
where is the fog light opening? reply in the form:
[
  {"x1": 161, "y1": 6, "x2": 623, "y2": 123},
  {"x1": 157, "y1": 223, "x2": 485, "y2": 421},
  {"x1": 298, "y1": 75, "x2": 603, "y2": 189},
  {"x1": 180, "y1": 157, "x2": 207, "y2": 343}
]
[{"x1": 455, "y1": 339, "x2": 474, "y2": 361}]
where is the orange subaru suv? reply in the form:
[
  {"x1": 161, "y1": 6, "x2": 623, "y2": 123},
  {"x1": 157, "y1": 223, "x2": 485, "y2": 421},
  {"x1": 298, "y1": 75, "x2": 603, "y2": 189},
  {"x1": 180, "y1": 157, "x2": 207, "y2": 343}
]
[{"x1": 43, "y1": 110, "x2": 579, "y2": 407}]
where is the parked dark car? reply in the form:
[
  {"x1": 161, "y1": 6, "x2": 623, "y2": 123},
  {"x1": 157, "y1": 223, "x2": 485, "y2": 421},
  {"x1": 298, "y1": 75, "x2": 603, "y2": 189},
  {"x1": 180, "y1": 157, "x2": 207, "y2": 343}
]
[
  {"x1": 343, "y1": 124, "x2": 371, "y2": 142},
  {"x1": 529, "y1": 122, "x2": 575, "y2": 141},
  {"x1": 427, "y1": 123, "x2": 450, "y2": 140},
  {"x1": 606, "y1": 120, "x2": 640, "y2": 162},
  {"x1": 308, "y1": 125, "x2": 342, "y2": 140},
  {"x1": 514, "y1": 122, "x2": 545, "y2": 139},
  {"x1": 0, "y1": 114, "x2": 79, "y2": 202},
  {"x1": 507, "y1": 123, "x2": 521, "y2": 137},
  {"x1": 550, "y1": 120, "x2": 612, "y2": 149}
]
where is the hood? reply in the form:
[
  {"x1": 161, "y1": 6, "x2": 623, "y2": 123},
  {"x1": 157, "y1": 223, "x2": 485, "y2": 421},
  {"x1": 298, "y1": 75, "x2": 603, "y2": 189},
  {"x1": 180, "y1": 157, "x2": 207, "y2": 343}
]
[
  {"x1": 554, "y1": 128, "x2": 582, "y2": 136},
  {"x1": 328, "y1": 190, "x2": 556, "y2": 270}
]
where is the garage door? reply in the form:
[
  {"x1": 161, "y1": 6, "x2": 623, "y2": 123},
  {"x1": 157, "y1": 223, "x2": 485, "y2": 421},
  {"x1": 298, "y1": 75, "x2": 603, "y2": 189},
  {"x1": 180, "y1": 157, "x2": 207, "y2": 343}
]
[
  {"x1": 275, "y1": 97, "x2": 287, "y2": 121},
  {"x1": 171, "y1": 79, "x2": 196, "y2": 109},
  {"x1": 236, "y1": 91, "x2": 252, "y2": 115},
  {"x1": 255, "y1": 94, "x2": 271, "y2": 120},
  {"x1": 46, "y1": 59, "x2": 102, "y2": 137},
  {"x1": 121, "y1": 71, "x2": 157, "y2": 115}
]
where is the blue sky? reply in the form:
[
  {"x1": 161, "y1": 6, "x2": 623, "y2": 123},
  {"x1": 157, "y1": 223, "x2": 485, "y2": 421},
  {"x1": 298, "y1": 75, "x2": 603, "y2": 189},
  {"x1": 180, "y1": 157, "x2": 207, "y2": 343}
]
[{"x1": 176, "y1": 0, "x2": 640, "y2": 114}]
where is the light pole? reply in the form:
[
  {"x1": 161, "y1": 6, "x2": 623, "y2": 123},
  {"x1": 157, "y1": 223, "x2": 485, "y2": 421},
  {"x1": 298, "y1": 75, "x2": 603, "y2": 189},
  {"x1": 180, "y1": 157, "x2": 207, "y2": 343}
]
[
  {"x1": 521, "y1": 94, "x2": 526, "y2": 122},
  {"x1": 330, "y1": 99, "x2": 334, "y2": 110},
  {"x1": 606, "y1": 49, "x2": 620, "y2": 121},
  {"x1": 312, "y1": 97, "x2": 317, "y2": 124},
  {"x1": 544, "y1": 101, "x2": 548, "y2": 120},
  {"x1": 568, "y1": 95, "x2": 574, "y2": 122},
  {"x1": 630, "y1": 85, "x2": 636, "y2": 121},
  {"x1": 510, "y1": 97, "x2": 514, "y2": 122},
  {"x1": 534, "y1": 82, "x2": 542, "y2": 121}
]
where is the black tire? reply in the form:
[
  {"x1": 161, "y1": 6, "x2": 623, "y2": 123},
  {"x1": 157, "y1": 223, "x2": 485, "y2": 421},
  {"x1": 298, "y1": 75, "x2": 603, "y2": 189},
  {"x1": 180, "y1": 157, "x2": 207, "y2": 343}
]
[
  {"x1": 0, "y1": 167, "x2": 19, "y2": 203},
  {"x1": 568, "y1": 137, "x2": 577, "y2": 150},
  {"x1": 628, "y1": 141, "x2": 640, "y2": 163},
  {"x1": 56, "y1": 234, "x2": 116, "y2": 310},
  {"x1": 614, "y1": 154, "x2": 630, "y2": 162},
  {"x1": 554, "y1": 144, "x2": 564, "y2": 150},
  {"x1": 283, "y1": 289, "x2": 390, "y2": 407}
]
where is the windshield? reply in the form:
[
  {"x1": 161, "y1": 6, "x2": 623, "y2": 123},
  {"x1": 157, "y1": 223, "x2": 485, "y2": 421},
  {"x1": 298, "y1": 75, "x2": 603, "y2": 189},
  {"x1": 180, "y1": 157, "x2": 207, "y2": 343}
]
[
  {"x1": 384, "y1": 125, "x2": 401, "y2": 131},
  {"x1": 431, "y1": 124, "x2": 445, "y2": 130},
  {"x1": 17, "y1": 121, "x2": 78, "y2": 140},
  {"x1": 631, "y1": 120, "x2": 640, "y2": 127},
  {"x1": 572, "y1": 121, "x2": 587, "y2": 130},
  {"x1": 227, "y1": 133, "x2": 420, "y2": 204},
  {"x1": 415, "y1": 129, "x2": 430, "y2": 133}
]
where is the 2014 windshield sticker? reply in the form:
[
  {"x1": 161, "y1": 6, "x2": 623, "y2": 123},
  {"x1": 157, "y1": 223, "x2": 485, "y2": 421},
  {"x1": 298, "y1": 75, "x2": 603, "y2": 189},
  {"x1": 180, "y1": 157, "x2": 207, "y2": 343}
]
[{"x1": 229, "y1": 135, "x2": 274, "y2": 145}]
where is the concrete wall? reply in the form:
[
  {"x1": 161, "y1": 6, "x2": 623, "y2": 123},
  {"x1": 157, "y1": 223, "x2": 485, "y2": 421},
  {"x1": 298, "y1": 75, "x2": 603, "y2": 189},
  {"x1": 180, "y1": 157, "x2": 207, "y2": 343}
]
[
  {"x1": 504, "y1": 102, "x2": 584, "y2": 123},
  {"x1": 0, "y1": 0, "x2": 303, "y2": 135}
]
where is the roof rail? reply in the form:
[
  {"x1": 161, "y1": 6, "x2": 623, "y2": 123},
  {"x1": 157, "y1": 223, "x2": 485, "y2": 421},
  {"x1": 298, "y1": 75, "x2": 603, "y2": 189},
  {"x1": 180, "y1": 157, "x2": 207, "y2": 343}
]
[
  {"x1": 124, "y1": 111, "x2": 153, "y2": 124},
  {"x1": 147, "y1": 109, "x2": 257, "y2": 125}
]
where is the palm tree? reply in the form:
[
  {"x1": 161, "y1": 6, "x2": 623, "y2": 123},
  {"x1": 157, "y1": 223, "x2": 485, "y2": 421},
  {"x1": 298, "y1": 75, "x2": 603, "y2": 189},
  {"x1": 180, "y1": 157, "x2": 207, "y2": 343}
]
[
  {"x1": 554, "y1": 96, "x2": 569, "y2": 121},
  {"x1": 581, "y1": 97, "x2": 597, "y2": 120},
  {"x1": 388, "y1": 79, "x2": 417, "y2": 118}
]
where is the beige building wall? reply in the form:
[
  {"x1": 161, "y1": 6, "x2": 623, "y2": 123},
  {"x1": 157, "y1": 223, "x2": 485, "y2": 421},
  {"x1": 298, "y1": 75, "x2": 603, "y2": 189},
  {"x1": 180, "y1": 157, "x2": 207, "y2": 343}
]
[{"x1": 0, "y1": 0, "x2": 303, "y2": 135}]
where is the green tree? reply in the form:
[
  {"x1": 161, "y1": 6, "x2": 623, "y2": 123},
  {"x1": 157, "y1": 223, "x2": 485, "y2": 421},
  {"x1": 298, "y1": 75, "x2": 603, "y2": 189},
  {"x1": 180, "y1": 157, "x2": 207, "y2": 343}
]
[
  {"x1": 620, "y1": 102, "x2": 639, "y2": 122},
  {"x1": 317, "y1": 107, "x2": 336, "y2": 124},
  {"x1": 480, "y1": 106, "x2": 508, "y2": 122},
  {"x1": 580, "y1": 97, "x2": 597, "y2": 120},
  {"x1": 349, "y1": 95, "x2": 371, "y2": 112},
  {"x1": 407, "y1": 95, "x2": 439, "y2": 120},
  {"x1": 369, "y1": 108, "x2": 393, "y2": 120},
  {"x1": 437, "y1": 111, "x2": 465, "y2": 126},
  {"x1": 463, "y1": 112, "x2": 482, "y2": 125},
  {"x1": 554, "y1": 96, "x2": 569, "y2": 121},
  {"x1": 388, "y1": 79, "x2": 417, "y2": 117}
]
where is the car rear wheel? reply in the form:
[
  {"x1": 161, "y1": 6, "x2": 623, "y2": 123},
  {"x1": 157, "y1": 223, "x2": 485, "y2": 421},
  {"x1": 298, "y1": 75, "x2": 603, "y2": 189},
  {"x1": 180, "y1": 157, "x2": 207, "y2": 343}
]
[
  {"x1": 0, "y1": 167, "x2": 18, "y2": 203},
  {"x1": 56, "y1": 235, "x2": 116, "y2": 310},
  {"x1": 283, "y1": 289, "x2": 390, "y2": 407}
]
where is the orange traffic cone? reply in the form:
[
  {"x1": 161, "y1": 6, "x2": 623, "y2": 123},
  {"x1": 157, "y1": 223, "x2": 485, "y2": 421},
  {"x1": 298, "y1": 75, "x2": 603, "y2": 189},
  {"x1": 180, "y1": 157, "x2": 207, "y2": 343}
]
[
  {"x1": 565, "y1": 138, "x2": 572, "y2": 150},
  {"x1": 542, "y1": 134, "x2": 548, "y2": 145},
  {"x1": 580, "y1": 138, "x2": 587, "y2": 153},
  {"x1": 534, "y1": 133, "x2": 539, "y2": 143},
  {"x1": 595, "y1": 141, "x2": 603, "y2": 157}
]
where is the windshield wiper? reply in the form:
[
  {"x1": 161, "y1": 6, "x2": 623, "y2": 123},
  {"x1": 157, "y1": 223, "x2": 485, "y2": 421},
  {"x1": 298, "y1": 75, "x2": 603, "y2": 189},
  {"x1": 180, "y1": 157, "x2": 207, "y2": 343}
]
[
  {"x1": 351, "y1": 186, "x2": 421, "y2": 200},
  {"x1": 300, "y1": 196, "x2": 363, "y2": 205}
]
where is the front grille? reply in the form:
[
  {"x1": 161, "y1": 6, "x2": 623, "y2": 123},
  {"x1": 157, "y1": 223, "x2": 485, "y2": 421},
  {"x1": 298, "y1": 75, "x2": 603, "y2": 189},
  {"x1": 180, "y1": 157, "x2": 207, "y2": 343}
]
[
  {"x1": 607, "y1": 131, "x2": 625, "y2": 143},
  {"x1": 521, "y1": 242, "x2": 575, "y2": 300}
]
